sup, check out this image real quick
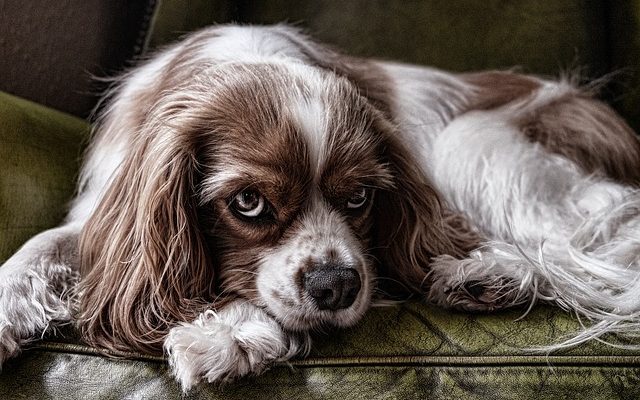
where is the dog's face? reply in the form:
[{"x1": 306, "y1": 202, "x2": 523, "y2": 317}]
[
  {"x1": 195, "y1": 63, "x2": 394, "y2": 330},
  {"x1": 79, "y1": 57, "x2": 467, "y2": 354}
]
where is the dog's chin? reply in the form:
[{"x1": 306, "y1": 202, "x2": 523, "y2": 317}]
[{"x1": 264, "y1": 292, "x2": 373, "y2": 332}]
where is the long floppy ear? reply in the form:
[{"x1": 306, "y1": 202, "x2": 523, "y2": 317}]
[
  {"x1": 372, "y1": 128, "x2": 482, "y2": 296},
  {"x1": 77, "y1": 103, "x2": 214, "y2": 355}
]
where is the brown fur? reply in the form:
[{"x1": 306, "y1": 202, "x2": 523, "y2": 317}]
[
  {"x1": 371, "y1": 115, "x2": 482, "y2": 295},
  {"x1": 461, "y1": 71, "x2": 640, "y2": 185},
  {"x1": 461, "y1": 70, "x2": 542, "y2": 111},
  {"x1": 78, "y1": 111, "x2": 215, "y2": 355},
  {"x1": 517, "y1": 95, "x2": 640, "y2": 186},
  {"x1": 77, "y1": 28, "x2": 485, "y2": 356},
  {"x1": 279, "y1": 28, "x2": 484, "y2": 292}
]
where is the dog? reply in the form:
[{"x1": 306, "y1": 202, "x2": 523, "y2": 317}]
[{"x1": 1, "y1": 24, "x2": 640, "y2": 390}]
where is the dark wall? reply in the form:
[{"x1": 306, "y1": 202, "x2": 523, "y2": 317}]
[{"x1": 0, "y1": 0, "x2": 155, "y2": 118}]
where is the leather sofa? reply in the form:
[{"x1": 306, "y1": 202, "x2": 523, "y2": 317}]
[{"x1": 2, "y1": 1, "x2": 640, "y2": 398}]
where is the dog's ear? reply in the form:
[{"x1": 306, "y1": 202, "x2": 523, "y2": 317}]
[
  {"x1": 77, "y1": 97, "x2": 215, "y2": 355},
  {"x1": 278, "y1": 27, "x2": 483, "y2": 295},
  {"x1": 372, "y1": 123, "x2": 481, "y2": 296}
]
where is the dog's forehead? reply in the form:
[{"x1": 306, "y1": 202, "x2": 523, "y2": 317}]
[{"x1": 207, "y1": 63, "x2": 382, "y2": 190}]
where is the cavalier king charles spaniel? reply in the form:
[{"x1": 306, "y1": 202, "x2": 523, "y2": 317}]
[{"x1": 1, "y1": 25, "x2": 640, "y2": 390}]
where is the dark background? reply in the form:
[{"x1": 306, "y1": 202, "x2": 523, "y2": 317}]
[{"x1": 1, "y1": 0, "x2": 639, "y2": 130}]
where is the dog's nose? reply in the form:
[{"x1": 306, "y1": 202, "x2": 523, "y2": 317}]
[{"x1": 304, "y1": 263, "x2": 361, "y2": 311}]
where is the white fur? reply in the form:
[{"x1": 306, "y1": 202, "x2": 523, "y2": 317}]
[
  {"x1": 255, "y1": 196, "x2": 372, "y2": 330},
  {"x1": 165, "y1": 300, "x2": 309, "y2": 392},
  {"x1": 289, "y1": 92, "x2": 329, "y2": 176},
  {"x1": 196, "y1": 25, "x2": 307, "y2": 64},
  {"x1": 377, "y1": 62, "x2": 476, "y2": 174},
  {"x1": 199, "y1": 168, "x2": 245, "y2": 204},
  {"x1": 425, "y1": 86, "x2": 640, "y2": 347},
  {"x1": 0, "y1": 224, "x2": 80, "y2": 363}
]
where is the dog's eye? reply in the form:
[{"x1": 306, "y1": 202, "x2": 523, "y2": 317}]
[
  {"x1": 232, "y1": 190, "x2": 265, "y2": 217},
  {"x1": 347, "y1": 188, "x2": 369, "y2": 209}
]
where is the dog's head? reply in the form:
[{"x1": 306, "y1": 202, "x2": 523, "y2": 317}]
[
  {"x1": 201, "y1": 63, "x2": 389, "y2": 331},
  {"x1": 78, "y1": 38, "x2": 470, "y2": 354}
]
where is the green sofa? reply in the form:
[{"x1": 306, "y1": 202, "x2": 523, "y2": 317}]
[{"x1": 2, "y1": 1, "x2": 640, "y2": 398}]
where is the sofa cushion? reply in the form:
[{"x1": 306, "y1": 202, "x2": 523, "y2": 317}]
[
  {"x1": 150, "y1": 1, "x2": 607, "y2": 73},
  {"x1": 0, "y1": 92, "x2": 88, "y2": 263},
  {"x1": 1, "y1": 84, "x2": 640, "y2": 399},
  {"x1": 2, "y1": 304, "x2": 640, "y2": 398}
]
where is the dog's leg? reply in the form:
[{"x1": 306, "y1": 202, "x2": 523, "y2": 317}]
[
  {"x1": 0, "y1": 223, "x2": 80, "y2": 364},
  {"x1": 425, "y1": 255, "x2": 520, "y2": 312},
  {"x1": 165, "y1": 300, "x2": 309, "y2": 392},
  {"x1": 426, "y1": 188, "x2": 640, "y2": 315},
  {"x1": 426, "y1": 89, "x2": 640, "y2": 321}
]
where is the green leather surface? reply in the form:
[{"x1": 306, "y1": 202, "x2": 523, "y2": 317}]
[
  {"x1": 312, "y1": 303, "x2": 640, "y2": 357},
  {"x1": 235, "y1": 0, "x2": 608, "y2": 74},
  {"x1": 3, "y1": 353, "x2": 640, "y2": 399},
  {"x1": 2, "y1": 305, "x2": 640, "y2": 398},
  {"x1": 0, "y1": 92, "x2": 88, "y2": 263},
  {"x1": 147, "y1": 0, "x2": 235, "y2": 49}
]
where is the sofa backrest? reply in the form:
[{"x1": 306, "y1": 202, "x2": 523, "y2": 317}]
[
  {"x1": 149, "y1": 0, "x2": 640, "y2": 130},
  {"x1": 2, "y1": 1, "x2": 639, "y2": 130}
]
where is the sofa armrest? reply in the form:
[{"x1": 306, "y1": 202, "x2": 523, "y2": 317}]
[{"x1": 0, "y1": 92, "x2": 89, "y2": 263}]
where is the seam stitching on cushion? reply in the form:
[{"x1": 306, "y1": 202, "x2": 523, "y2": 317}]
[{"x1": 29, "y1": 342, "x2": 640, "y2": 367}]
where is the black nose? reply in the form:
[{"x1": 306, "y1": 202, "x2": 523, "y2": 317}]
[{"x1": 304, "y1": 264, "x2": 361, "y2": 311}]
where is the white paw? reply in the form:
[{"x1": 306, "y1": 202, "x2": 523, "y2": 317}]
[
  {"x1": 0, "y1": 322, "x2": 20, "y2": 366},
  {"x1": 165, "y1": 303, "x2": 304, "y2": 392},
  {"x1": 0, "y1": 262, "x2": 77, "y2": 366}
]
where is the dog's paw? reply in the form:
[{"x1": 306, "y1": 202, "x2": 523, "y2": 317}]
[
  {"x1": 0, "y1": 323, "x2": 20, "y2": 366},
  {"x1": 426, "y1": 255, "x2": 526, "y2": 312},
  {"x1": 164, "y1": 302, "x2": 300, "y2": 392},
  {"x1": 0, "y1": 262, "x2": 77, "y2": 367},
  {"x1": 442, "y1": 279, "x2": 520, "y2": 312}
]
